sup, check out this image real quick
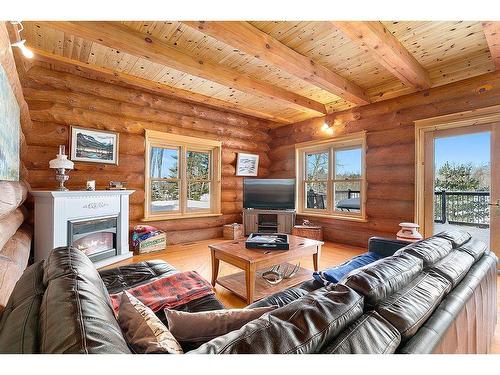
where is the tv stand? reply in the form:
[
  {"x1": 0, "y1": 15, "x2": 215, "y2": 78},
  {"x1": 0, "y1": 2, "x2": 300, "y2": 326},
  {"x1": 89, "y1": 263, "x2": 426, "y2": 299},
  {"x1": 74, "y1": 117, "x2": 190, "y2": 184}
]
[{"x1": 242, "y1": 209, "x2": 296, "y2": 235}]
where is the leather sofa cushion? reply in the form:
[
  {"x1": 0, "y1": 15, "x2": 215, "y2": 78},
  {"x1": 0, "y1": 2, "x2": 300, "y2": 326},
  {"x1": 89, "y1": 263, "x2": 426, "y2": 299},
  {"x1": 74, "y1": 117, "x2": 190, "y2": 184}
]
[
  {"x1": 431, "y1": 250, "x2": 475, "y2": 288},
  {"x1": 39, "y1": 247, "x2": 131, "y2": 353},
  {"x1": 247, "y1": 287, "x2": 310, "y2": 309},
  {"x1": 376, "y1": 270, "x2": 451, "y2": 342},
  {"x1": 456, "y1": 238, "x2": 487, "y2": 261},
  {"x1": 191, "y1": 284, "x2": 364, "y2": 354},
  {"x1": 322, "y1": 311, "x2": 401, "y2": 354},
  {"x1": 99, "y1": 260, "x2": 178, "y2": 294},
  {"x1": 395, "y1": 237, "x2": 453, "y2": 267},
  {"x1": 0, "y1": 255, "x2": 23, "y2": 316},
  {"x1": 436, "y1": 229, "x2": 471, "y2": 248},
  {"x1": 341, "y1": 253, "x2": 423, "y2": 307},
  {"x1": 398, "y1": 252, "x2": 497, "y2": 354},
  {"x1": 0, "y1": 261, "x2": 45, "y2": 353}
]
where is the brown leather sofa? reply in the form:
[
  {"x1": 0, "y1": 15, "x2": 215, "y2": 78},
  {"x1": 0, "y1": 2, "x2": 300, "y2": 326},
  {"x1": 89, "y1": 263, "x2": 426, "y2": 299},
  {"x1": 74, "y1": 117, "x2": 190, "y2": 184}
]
[{"x1": 0, "y1": 229, "x2": 496, "y2": 354}]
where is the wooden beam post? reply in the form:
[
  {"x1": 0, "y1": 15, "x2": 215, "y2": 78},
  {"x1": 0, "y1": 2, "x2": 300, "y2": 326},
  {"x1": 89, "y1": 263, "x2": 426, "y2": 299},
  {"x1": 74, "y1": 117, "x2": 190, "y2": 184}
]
[
  {"x1": 28, "y1": 47, "x2": 292, "y2": 124},
  {"x1": 332, "y1": 21, "x2": 431, "y2": 90},
  {"x1": 36, "y1": 21, "x2": 327, "y2": 115},
  {"x1": 483, "y1": 22, "x2": 500, "y2": 70},
  {"x1": 185, "y1": 21, "x2": 370, "y2": 106}
]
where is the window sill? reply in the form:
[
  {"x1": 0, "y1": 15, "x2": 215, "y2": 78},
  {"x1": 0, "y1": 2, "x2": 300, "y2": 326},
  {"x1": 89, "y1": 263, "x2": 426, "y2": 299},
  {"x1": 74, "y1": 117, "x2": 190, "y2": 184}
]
[
  {"x1": 297, "y1": 211, "x2": 368, "y2": 223},
  {"x1": 141, "y1": 212, "x2": 223, "y2": 222}
]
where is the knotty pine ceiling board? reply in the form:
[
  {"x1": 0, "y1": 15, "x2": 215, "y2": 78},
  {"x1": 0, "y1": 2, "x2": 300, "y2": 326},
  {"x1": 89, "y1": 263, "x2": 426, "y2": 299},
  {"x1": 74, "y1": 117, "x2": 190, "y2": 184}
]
[
  {"x1": 119, "y1": 20, "x2": 343, "y2": 106},
  {"x1": 250, "y1": 21, "x2": 394, "y2": 90}
]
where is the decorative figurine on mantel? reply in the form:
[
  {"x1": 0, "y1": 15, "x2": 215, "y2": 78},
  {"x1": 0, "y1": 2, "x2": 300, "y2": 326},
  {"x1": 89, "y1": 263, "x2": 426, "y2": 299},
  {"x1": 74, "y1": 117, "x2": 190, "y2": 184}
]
[{"x1": 49, "y1": 145, "x2": 74, "y2": 191}]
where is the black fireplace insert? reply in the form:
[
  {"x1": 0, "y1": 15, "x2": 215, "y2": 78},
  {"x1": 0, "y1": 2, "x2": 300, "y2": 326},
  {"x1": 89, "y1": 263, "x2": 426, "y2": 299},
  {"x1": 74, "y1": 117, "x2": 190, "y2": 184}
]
[{"x1": 68, "y1": 216, "x2": 118, "y2": 263}]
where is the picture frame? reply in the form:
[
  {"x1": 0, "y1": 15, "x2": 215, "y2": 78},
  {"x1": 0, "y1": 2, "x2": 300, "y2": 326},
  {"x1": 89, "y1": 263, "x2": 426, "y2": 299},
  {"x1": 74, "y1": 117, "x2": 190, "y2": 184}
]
[
  {"x1": 70, "y1": 126, "x2": 119, "y2": 165},
  {"x1": 236, "y1": 152, "x2": 259, "y2": 176}
]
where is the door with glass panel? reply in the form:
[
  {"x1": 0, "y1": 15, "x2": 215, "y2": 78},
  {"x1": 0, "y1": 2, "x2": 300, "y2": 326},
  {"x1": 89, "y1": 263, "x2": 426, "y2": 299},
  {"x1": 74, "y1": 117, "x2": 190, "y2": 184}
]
[{"x1": 423, "y1": 123, "x2": 499, "y2": 255}]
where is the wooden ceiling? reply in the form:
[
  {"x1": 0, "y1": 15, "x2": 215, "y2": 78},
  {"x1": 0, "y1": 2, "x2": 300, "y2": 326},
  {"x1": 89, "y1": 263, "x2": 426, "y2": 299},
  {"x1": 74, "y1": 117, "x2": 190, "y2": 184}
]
[{"x1": 21, "y1": 21, "x2": 499, "y2": 127}]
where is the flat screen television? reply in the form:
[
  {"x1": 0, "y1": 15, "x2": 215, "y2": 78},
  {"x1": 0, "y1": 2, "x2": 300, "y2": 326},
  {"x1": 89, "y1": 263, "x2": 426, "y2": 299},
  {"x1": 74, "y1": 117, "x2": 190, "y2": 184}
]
[{"x1": 243, "y1": 179, "x2": 295, "y2": 209}]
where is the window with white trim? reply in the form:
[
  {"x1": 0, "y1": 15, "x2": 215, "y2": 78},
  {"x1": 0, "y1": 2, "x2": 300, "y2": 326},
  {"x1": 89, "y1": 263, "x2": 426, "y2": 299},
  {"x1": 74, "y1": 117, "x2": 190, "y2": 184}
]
[
  {"x1": 296, "y1": 133, "x2": 366, "y2": 220},
  {"x1": 144, "y1": 130, "x2": 222, "y2": 220}
]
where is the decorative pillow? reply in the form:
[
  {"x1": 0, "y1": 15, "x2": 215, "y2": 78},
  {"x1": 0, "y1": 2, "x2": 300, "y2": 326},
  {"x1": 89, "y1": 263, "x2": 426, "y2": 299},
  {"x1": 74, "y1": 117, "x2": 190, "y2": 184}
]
[
  {"x1": 313, "y1": 252, "x2": 384, "y2": 285},
  {"x1": 117, "y1": 292, "x2": 183, "y2": 354},
  {"x1": 164, "y1": 306, "x2": 277, "y2": 344}
]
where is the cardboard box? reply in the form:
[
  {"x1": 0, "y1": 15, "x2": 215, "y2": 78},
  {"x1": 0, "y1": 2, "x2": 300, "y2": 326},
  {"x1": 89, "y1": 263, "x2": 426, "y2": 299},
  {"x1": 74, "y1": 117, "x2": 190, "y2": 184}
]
[
  {"x1": 223, "y1": 223, "x2": 244, "y2": 240},
  {"x1": 135, "y1": 232, "x2": 167, "y2": 254}
]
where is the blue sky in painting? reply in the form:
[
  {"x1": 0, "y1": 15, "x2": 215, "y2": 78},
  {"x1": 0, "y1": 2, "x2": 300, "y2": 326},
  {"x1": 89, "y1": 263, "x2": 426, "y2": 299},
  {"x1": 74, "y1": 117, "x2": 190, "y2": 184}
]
[{"x1": 435, "y1": 132, "x2": 490, "y2": 169}]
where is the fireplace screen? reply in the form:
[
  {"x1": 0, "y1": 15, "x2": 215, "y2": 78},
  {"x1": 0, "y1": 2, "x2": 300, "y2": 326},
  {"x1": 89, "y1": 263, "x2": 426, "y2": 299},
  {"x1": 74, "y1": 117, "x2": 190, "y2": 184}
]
[{"x1": 68, "y1": 216, "x2": 117, "y2": 263}]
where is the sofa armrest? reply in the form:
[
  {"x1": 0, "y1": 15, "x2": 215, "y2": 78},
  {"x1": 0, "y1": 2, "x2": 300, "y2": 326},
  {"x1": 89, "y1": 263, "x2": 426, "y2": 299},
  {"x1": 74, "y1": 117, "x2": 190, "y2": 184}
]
[{"x1": 368, "y1": 237, "x2": 411, "y2": 257}]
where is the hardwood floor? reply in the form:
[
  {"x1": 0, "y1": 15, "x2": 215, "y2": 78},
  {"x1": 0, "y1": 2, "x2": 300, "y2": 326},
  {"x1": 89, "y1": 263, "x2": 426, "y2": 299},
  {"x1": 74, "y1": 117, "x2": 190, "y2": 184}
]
[{"x1": 105, "y1": 238, "x2": 500, "y2": 353}]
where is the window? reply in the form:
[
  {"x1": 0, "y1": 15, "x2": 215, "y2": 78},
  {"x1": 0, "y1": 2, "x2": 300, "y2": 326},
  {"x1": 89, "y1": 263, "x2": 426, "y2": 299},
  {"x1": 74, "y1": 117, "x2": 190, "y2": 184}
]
[
  {"x1": 296, "y1": 132, "x2": 366, "y2": 221},
  {"x1": 144, "y1": 130, "x2": 222, "y2": 220}
]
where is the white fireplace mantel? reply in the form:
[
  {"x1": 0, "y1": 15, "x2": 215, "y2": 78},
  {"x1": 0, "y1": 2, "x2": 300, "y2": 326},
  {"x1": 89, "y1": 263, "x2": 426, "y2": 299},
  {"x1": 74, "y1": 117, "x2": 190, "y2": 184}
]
[{"x1": 32, "y1": 190, "x2": 135, "y2": 268}]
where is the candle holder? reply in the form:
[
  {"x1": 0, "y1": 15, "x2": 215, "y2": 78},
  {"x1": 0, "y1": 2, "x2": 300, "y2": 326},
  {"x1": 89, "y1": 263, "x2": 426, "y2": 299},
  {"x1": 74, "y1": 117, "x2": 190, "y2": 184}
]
[{"x1": 49, "y1": 145, "x2": 74, "y2": 191}]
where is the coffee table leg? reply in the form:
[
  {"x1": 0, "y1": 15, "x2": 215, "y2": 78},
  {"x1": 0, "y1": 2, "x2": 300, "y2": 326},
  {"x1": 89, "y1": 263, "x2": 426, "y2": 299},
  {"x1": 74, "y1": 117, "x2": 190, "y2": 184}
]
[
  {"x1": 211, "y1": 249, "x2": 219, "y2": 287},
  {"x1": 313, "y1": 246, "x2": 321, "y2": 271},
  {"x1": 245, "y1": 264, "x2": 256, "y2": 304}
]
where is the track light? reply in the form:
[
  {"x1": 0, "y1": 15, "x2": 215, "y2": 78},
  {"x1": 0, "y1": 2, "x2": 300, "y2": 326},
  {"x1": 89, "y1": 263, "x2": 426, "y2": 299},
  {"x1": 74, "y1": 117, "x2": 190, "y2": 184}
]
[{"x1": 11, "y1": 39, "x2": 34, "y2": 58}]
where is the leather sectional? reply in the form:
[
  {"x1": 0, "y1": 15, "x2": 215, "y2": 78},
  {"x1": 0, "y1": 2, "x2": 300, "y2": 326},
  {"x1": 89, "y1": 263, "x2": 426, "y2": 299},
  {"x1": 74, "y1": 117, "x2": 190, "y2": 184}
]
[{"x1": 0, "y1": 229, "x2": 496, "y2": 354}]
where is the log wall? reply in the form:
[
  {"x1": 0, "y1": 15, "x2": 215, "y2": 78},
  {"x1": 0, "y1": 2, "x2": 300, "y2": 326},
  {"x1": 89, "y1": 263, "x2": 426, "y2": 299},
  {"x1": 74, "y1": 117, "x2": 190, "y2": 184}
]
[
  {"x1": 269, "y1": 70, "x2": 500, "y2": 247},
  {"x1": 20, "y1": 64, "x2": 272, "y2": 245},
  {"x1": 0, "y1": 22, "x2": 32, "y2": 315}
]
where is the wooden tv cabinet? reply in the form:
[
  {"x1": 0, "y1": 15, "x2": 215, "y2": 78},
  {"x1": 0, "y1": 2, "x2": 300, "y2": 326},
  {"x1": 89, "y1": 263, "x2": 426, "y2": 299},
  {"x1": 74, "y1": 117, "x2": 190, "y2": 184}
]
[{"x1": 242, "y1": 209, "x2": 296, "y2": 235}]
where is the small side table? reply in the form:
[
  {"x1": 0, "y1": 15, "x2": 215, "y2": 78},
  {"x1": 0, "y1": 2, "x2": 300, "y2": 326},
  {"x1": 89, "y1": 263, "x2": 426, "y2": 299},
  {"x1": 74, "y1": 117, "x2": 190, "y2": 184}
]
[{"x1": 291, "y1": 225, "x2": 323, "y2": 241}]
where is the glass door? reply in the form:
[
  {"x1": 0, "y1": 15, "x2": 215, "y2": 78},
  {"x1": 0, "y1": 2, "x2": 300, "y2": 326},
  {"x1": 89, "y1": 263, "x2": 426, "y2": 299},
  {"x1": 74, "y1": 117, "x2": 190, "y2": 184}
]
[{"x1": 424, "y1": 123, "x2": 499, "y2": 255}]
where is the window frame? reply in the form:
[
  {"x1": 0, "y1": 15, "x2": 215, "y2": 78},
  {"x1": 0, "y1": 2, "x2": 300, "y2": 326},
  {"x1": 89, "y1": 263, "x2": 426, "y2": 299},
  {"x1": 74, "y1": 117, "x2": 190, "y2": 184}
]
[
  {"x1": 295, "y1": 131, "x2": 367, "y2": 222},
  {"x1": 144, "y1": 130, "x2": 222, "y2": 221}
]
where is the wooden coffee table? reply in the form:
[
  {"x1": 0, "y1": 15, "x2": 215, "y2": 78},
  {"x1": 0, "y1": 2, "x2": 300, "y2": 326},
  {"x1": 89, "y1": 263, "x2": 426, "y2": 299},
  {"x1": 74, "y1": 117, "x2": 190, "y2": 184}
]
[{"x1": 209, "y1": 235, "x2": 323, "y2": 304}]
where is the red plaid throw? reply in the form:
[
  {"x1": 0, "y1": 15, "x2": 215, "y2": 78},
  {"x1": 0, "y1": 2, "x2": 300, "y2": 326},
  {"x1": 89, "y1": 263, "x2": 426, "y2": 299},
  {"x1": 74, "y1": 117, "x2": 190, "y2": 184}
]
[{"x1": 110, "y1": 271, "x2": 214, "y2": 314}]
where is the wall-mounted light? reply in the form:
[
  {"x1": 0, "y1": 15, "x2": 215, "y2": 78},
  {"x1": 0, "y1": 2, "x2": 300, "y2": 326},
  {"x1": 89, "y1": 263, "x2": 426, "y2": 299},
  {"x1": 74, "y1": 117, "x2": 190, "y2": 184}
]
[
  {"x1": 10, "y1": 21, "x2": 34, "y2": 59},
  {"x1": 321, "y1": 122, "x2": 334, "y2": 135},
  {"x1": 11, "y1": 39, "x2": 34, "y2": 58}
]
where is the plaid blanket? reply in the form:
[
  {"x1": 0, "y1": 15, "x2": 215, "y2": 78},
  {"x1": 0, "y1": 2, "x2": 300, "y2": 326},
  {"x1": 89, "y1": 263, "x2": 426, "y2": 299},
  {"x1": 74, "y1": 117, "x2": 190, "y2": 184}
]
[{"x1": 110, "y1": 270, "x2": 214, "y2": 314}]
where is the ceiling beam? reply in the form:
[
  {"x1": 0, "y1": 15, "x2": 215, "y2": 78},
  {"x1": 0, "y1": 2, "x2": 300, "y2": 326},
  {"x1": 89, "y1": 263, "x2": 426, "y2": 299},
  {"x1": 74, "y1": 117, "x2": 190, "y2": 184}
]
[
  {"x1": 28, "y1": 47, "x2": 293, "y2": 124},
  {"x1": 185, "y1": 21, "x2": 370, "y2": 106},
  {"x1": 482, "y1": 22, "x2": 500, "y2": 70},
  {"x1": 36, "y1": 21, "x2": 327, "y2": 115},
  {"x1": 332, "y1": 21, "x2": 431, "y2": 90}
]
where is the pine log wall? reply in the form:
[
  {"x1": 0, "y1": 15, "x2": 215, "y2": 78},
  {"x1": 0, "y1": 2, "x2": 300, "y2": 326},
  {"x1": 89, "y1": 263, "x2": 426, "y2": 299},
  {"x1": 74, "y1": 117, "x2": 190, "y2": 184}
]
[
  {"x1": 20, "y1": 64, "x2": 272, "y2": 245},
  {"x1": 0, "y1": 22, "x2": 32, "y2": 313},
  {"x1": 269, "y1": 70, "x2": 500, "y2": 247}
]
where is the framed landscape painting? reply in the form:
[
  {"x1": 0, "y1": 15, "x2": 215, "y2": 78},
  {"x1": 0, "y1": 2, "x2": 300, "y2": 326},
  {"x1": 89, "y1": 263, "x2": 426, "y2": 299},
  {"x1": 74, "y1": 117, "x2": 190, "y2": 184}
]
[
  {"x1": 70, "y1": 126, "x2": 119, "y2": 165},
  {"x1": 236, "y1": 153, "x2": 259, "y2": 176},
  {"x1": 0, "y1": 65, "x2": 20, "y2": 181}
]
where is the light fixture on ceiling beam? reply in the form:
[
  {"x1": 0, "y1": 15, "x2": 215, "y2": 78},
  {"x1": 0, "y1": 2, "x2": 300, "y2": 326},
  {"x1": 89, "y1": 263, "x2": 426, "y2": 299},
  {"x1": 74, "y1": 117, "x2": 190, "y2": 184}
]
[
  {"x1": 321, "y1": 122, "x2": 334, "y2": 135},
  {"x1": 10, "y1": 21, "x2": 34, "y2": 59}
]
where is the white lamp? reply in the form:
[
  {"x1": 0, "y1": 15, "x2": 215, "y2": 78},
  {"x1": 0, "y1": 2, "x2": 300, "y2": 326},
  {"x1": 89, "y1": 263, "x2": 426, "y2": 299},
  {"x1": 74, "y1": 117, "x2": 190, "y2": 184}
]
[{"x1": 49, "y1": 145, "x2": 74, "y2": 191}]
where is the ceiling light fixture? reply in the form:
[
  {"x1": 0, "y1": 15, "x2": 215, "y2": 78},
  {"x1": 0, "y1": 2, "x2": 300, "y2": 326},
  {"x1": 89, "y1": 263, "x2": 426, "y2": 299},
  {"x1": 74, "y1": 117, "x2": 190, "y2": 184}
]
[{"x1": 10, "y1": 21, "x2": 34, "y2": 59}]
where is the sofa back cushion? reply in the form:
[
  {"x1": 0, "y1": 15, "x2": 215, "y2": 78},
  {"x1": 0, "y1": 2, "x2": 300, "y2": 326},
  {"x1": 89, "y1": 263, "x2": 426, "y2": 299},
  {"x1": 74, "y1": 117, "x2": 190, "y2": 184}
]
[
  {"x1": 341, "y1": 253, "x2": 423, "y2": 307},
  {"x1": 430, "y1": 250, "x2": 475, "y2": 288},
  {"x1": 435, "y1": 229, "x2": 471, "y2": 248},
  {"x1": 376, "y1": 271, "x2": 451, "y2": 343},
  {"x1": 322, "y1": 311, "x2": 401, "y2": 354},
  {"x1": 395, "y1": 237, "x2": 453, "y2": 267},
  {"x1": 39, "y1": 247, "x2": 131, "y2": 353},
  {"x1": 191, "y1": 284, "x2": 364, "y2": 354},
  {"x1": 456, "y1": 238, "x2": 487, "y2": 261},
  {"x1": 0, "y1": 261, "x2": 45, "y2": 353},
  {"x1": 0, "y1": 255, "x2": 24, "y2": 316}
]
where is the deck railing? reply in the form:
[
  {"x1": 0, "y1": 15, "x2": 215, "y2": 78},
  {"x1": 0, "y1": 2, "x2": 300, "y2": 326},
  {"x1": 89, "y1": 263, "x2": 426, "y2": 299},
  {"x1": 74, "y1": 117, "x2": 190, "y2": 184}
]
[{"x1": 434, "y1": 190, "x2": 490, "y2": 228}]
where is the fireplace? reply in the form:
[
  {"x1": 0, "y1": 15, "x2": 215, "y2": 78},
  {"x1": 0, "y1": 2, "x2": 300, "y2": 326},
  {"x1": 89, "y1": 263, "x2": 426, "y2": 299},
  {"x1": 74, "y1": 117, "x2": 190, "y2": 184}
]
[
  {"x1": 32, "y1": 190, "x2": 134, "y2": 268},
  {"x1": 68, "y1": 216, "x2": 118, "y2": 263}
]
